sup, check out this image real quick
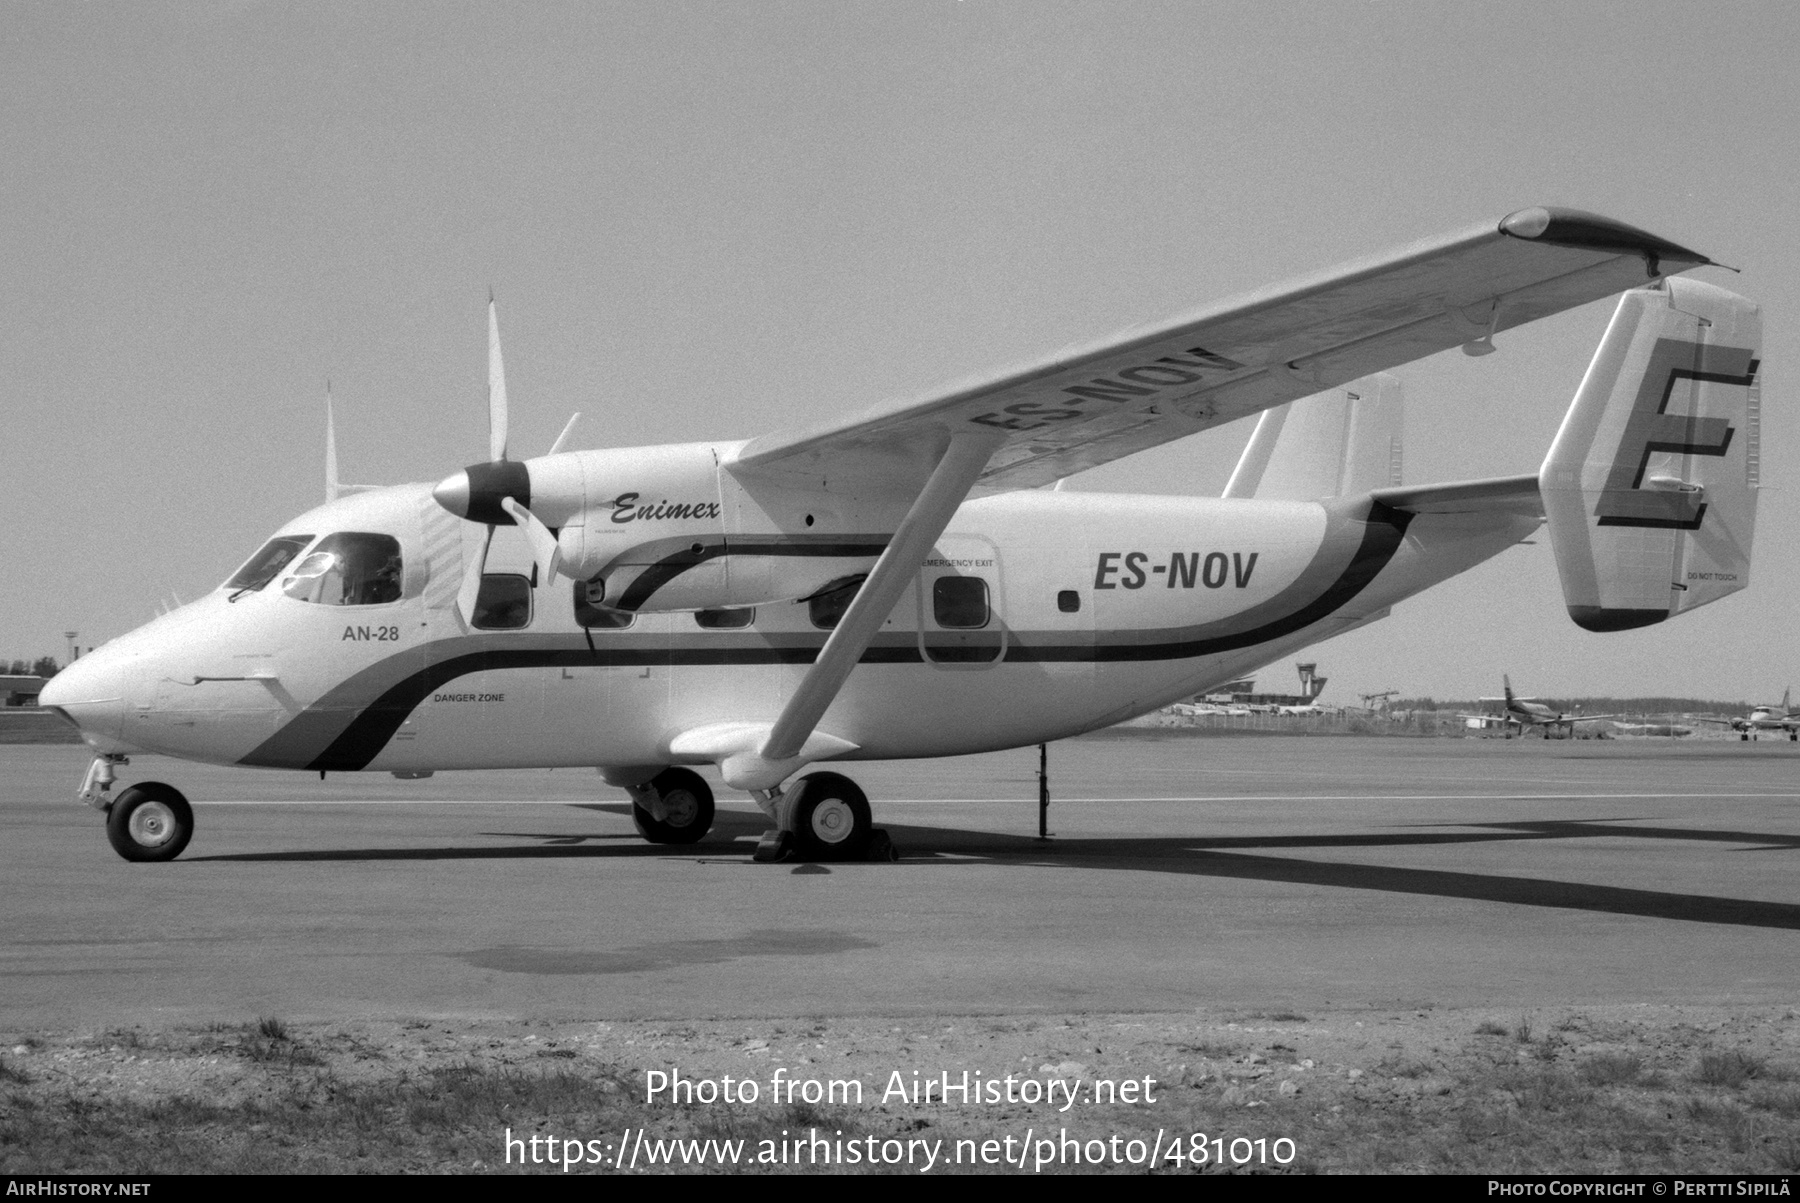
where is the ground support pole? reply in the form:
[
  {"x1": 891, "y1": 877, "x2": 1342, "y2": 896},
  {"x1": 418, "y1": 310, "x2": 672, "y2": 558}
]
[{"x1": 1037, "y1": 743, "x2": 1051, "y2": 840}]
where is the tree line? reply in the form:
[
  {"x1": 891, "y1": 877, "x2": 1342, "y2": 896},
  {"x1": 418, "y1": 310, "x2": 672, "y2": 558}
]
[{"x1": 4, "y1": 658, "x2": 60, "y2": 678}]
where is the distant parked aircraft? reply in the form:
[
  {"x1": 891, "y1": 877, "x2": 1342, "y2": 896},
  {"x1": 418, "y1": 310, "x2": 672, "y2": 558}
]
[
  {"x1": 1698, "y1": 690, "x2": 1800, "y2": 741},
  {"x1": 1461, "y1": 676, "x2": 1619, "y2": 739}
]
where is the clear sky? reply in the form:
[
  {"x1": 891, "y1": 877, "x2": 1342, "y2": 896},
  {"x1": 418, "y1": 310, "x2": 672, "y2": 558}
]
[{"x1": 4, "y1": 0, "x2": 1796, "y2": 702}]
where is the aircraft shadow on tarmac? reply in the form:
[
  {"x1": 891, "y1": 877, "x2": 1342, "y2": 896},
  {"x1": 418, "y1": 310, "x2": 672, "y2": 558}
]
[{"x1": 185, "y1": 805, "x2": 1800, "y2": 932}]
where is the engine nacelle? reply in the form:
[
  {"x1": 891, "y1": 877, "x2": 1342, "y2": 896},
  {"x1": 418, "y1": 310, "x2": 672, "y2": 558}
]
[
  {"x1": 571, "y1": 538, "x2": 880, "y2": 614},
  {"x1": 532, "y1": 442, "x2": 886, "y2": 613}
]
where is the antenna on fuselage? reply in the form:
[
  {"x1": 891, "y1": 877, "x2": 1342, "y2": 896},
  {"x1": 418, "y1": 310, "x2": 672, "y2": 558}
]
[
  {"x1": 325, "y1": 381, "x2": 340, "y2": 503},
  {"x1": 547, "y1": 412, "x2": 582, "y2": 457},
  {"x1": 323, "y1": 382, "x2": 383, "y2": 502}
]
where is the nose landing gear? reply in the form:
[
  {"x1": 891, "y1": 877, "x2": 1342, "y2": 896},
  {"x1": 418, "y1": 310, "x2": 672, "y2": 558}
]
[
  {"x1": 76, "y1": 754, "x2": 195, "y2": 863},
  {"x1": 105, "y1": 782, "x2": 195, "y2": 863}
]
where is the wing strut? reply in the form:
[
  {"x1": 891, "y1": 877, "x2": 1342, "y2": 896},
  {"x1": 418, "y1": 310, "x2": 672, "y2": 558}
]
[{"x1": 713, "y1": 431, "x2": 1003, "y2": 791}]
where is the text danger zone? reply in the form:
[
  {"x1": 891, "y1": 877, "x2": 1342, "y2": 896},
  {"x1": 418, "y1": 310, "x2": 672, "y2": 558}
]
[{"x1": 1095, "y1": 551, "x2": 1259, "y2": 590}]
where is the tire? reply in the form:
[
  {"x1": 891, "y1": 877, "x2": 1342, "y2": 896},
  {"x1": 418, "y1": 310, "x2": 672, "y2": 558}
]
[
  {"x1": 790, "y1": 772, "x2": 871, "y2": 862},
  {"x1": 632, "y1": 768, "x2": 715, "y2": 845},
  {"x1": 105, "y1": 783, "x2": 194, "y2": 863}
]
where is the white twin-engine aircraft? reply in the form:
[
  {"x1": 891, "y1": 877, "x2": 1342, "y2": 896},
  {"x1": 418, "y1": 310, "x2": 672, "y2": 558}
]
[
  {"x1": 42, "y1": 208, "x2": 1764, "y2": 865},
  {"x1": 1461, "y1": 675, "x2": 1621, "y2": 739},
  {"x1": 1698, "y1": 689, "x2": 1800, "y2": 741}
]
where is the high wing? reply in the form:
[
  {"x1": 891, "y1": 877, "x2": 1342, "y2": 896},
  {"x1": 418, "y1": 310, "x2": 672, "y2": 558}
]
[
  {"x1": 731, "y1": 208, "x2": 1712, "y2": 495},
  {"x1": 703, "y1": 208, "x2": 1714, "y2": 798}
]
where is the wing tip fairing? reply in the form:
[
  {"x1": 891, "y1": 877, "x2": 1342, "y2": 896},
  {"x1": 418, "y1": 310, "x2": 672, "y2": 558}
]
[
  {"x1": 1499, "y1": 207, "x2": 1712, "y2": 271},
  {"x1": 1566, "y1": 606, "x2": 1670, "y2": 634}
]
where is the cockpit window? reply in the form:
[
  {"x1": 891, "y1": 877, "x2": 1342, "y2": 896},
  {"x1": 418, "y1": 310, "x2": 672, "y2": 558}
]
[
  {"x1": 225, "y1": 535, "x2": 313, "y2": 594},
  {"x1": 280, "y1": 532, "x2": 404, "y2": 606}
]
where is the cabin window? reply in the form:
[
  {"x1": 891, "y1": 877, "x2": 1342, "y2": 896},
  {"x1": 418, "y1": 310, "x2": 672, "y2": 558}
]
[
  {"x1": 226, "y1": 535, "x2": 313, "y2": 594},
  {"x1": 472, "y1": 574, "x2": 532, "y2": 630},
  {"x1": 932, "y1": 576, "x2": 990, "y2": 629},
  {"x1": 280, "y1": 532, "x2": 403, "y2": 606},
  {"x1": 573, "y1": 580, "x2": 634, "y2": 629},
  {"x1": 808, "y1": 576, "x2": 865, "y2": 630},
  {"x1": 1057, "y1": 590, "x2": 1080, "y2": 613},
  {"x1": 694, "y1": 607, "x2": 754, "y2": 629}
]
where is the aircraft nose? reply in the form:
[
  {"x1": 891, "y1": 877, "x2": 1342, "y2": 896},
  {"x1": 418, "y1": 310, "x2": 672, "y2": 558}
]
[{"x1": 37, "y1": 650, "x2": 130, "y2": 744}]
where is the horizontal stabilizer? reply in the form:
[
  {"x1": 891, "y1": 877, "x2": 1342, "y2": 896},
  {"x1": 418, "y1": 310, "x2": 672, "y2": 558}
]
[
  {"x1": 1540, "y1": 278, "x2": 1762, "y2": 632},
  {"x1": 1371, "y1": 473, "x2": 1542, "y2": 517}
]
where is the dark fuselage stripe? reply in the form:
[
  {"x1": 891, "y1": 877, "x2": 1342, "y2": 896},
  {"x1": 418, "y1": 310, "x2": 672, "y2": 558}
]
[{"x1": 252, "y1": 507, "x2": 1412, "y2": 772}]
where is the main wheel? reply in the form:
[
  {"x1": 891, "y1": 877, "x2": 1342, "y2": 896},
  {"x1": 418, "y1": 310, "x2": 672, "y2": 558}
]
[
  {"x1": 790, "y1": 772, "x2": 872, "y2": 861},
  {"x1": 105, "y1": 783, "x2": 194, "y2": 862},
  {"x1": 632, "y1": 768, "x2": 715, "y2": 845}
]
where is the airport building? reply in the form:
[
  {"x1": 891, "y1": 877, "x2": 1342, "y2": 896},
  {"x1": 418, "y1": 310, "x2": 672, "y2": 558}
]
[
  {"x1": 1198, "y1": 663, "x2": 1331, "y2": 710},
  {"x1": 1, "y1": 675, "x2": 49, "y2": 707}
]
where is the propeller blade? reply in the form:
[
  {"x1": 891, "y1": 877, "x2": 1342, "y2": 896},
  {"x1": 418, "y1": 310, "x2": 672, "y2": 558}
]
[
  {"x1": 455, "y1": 525, "x2": 495, "y2": 629},
  {"x1": 501, "y1": 497, "x2": 563, "y2": 586},
  {"x1": 487, "y1": 298, "x2": 509, "y2": 462},
  {"x1": 547, "y1": 412, "x2": 581, "y2": 457},
  {"x1": 325, "y1": 382, "x2": 339, "y2": 503}
]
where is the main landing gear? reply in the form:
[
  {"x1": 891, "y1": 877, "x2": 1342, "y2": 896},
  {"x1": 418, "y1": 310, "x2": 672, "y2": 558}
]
[
  {"x1": 619, "y1": 764, "x2": 896, "y2": 863},
  {"x1": 751, "y1": 772, "x2": 898, "y2": 864},
  {"x1": 628, "y1": 767, "x2": 716, "y2": 844}
]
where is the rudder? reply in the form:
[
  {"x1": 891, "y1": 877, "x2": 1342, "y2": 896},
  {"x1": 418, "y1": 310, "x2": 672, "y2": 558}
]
[{"x1": 1540, "y1": 278, "x2": 1761, "y2": 632}]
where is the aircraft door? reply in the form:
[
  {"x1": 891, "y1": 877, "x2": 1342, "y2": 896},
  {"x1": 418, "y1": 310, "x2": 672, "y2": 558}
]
[{"x1": 917, "y1": 535, "x2": 1005, "y2": 668}]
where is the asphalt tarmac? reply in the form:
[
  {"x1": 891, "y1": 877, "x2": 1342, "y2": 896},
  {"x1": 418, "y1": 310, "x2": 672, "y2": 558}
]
[{"x1": 4, "y1": 734, "x2": 1798, "y2": 1029}]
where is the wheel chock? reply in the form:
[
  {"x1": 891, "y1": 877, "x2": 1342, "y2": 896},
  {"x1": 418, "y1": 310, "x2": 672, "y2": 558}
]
[
  {"x1": 753, "y1": 830, "x2": 794, "y2": 863},
  {"x1": 866, "y1": 829, "x2": 899, "y2": 862}
]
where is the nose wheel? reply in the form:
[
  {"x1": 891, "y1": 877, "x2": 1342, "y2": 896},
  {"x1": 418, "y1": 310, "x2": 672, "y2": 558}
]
[{"x1": 105, "y1": 783, "x2": 195, "y2": 863}]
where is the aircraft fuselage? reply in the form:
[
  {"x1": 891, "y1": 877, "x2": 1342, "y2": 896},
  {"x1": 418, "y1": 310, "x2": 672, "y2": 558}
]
[{"x1": 47, "y1": 484, "x2": 1535, "y2": 775}]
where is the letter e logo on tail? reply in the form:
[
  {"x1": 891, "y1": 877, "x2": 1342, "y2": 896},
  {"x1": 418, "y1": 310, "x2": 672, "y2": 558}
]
[{"x1": 1594, "y1": 338, "x2": 1757, "y2": 530}]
